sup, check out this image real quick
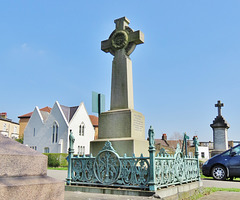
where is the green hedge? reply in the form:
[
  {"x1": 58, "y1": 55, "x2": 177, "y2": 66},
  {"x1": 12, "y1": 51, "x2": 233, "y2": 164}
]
[{"x1": 43, "y1": 153, "x2": 68, "y2": 167}]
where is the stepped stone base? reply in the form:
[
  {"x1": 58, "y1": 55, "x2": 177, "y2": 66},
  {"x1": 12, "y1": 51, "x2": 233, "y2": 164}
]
[
  {"x1": 90, "y1": 137, "x2": 149, "y2": 157},
  {"x1": 0, "y1": 176, "x2": 64, "y2": 200},
  {"x1": 91, "y1": 109, "x2": 149, "y2": 157},
  {"x1": 65, "y1": 181, "x2": 203, "y2": 199},
  {"x1": 0, "y1": 134, "x2": 65, "y2": 200},
  {"x1": 0, "y1": 134, "x2": 47, "y2": 177}
]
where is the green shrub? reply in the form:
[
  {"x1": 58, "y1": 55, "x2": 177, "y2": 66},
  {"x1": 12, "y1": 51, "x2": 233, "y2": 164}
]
[
  {"x1": 15, "y1": 138, "x2": 23, "y2": 144},
  {"x1": 43, "y1": 153, "x2": 68, "y2": 167}
]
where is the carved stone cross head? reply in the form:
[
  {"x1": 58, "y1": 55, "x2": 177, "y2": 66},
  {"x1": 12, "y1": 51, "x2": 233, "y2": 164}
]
[
  {"x1": 215, "y1": 100, "x2": 224, "y2": 116},
  {"x1": 101, "y1": 17, "x2": 144, "y2": 56}
]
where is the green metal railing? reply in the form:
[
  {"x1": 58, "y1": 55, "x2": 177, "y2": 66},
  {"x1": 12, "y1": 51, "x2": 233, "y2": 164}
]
[{"x1": 66, "y1": 128, "x2": 200, "y2": 191}]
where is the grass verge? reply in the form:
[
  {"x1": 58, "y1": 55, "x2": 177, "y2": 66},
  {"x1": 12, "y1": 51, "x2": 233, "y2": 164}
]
[
  {"x1": 188, "y1": 187, "x2": 240, "y2": 200},
  {"x1": 48, "y1": 167, "x2": 68, "y2": 170}
]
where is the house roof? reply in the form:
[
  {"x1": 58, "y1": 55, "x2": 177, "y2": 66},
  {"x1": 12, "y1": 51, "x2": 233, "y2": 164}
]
[
  {"x1": 89, "y1": 115, "x2": 98, "y2": 127},
  {"x1": 18, "y1": 106, "x2": 52, "y2": 118},
  {"x1": 0, "y1": 117, "x2": 19, "y2": 125},
  {"x1": 155, "y1": 139, "x2": 183, "y2": 149},
  {"x1": 60, "y1": 105, "x2": 79, "y2": 123},
  {"x1": 18, "y1": 103, "x2": 98, "y2": 126}
]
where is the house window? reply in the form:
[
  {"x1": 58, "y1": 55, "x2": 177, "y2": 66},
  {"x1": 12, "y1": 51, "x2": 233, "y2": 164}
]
[
  {"x1": 30, "y1": 146, "x2": 37, "y2": 150},
  {"x1": 79, "y1": 122, "x2": 85, "y2": 136},
  {"x1": 55, "y1": 124, "x2": 58, "y2": 143},
  {"x1": 52, "y1": 122, "x2": 58, "y2": 143},
  {"x1": 201, "y1": 152, "x2": 205, "y2": 158},
  {"x1": 82, "y1": 126, "x2": 84, "y2": 136},
  {"x1": 14, "y1": 126, "x2": 17, "y2": 133},
  {"x1": 33, "y1": 128, "x2": 36, "y2": 136},
  {"x1": 83, "y1": 146, "x2": 85, "y2": 155},
  {"x1": 44, "y1": 147, "x2": 49, "y2": 153},
  {"x1": 78, "y1": 146, "x2": 80, "y2": 155},
  {"x1": 79, "y1": 126, "x2": 81, "y2": 135},
  {"x1": 3, "y1": 123, "x2": 6, "y2": 131}
]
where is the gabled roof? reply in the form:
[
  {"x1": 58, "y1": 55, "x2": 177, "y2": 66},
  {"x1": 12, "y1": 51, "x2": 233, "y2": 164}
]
[
  {"x1": 60, "y1": 105, "x2": 79, "y2": 123},
  {"x1": 18, "y1": 107, "x2": 52, "y2": 118},
  {"x1": 89, "y1": 115, "x2": 98, "y2": 127}
]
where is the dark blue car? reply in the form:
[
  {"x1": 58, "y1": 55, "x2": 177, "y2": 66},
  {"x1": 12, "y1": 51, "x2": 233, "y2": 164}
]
[{"x1": 202, "y1": 144, "x2": 240, "y2": 180}]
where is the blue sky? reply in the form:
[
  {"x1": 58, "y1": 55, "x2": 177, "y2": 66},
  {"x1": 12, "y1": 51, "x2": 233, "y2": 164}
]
[{"x1": 1, "y1": 1, "x2": 240, "y2": 142}]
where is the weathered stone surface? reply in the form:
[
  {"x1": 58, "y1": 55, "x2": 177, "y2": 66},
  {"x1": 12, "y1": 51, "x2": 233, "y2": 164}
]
[
  {"x1": 90, "y1": 137, "x2": 149, "y2": 157},
  {"x1": 91, "y1": 17, "x2": 147, "y2": 158},
  {"x1": 210, "y1": 100, "x2": 230, "y2": 152},
  {"x1": 213, "y1": 127, "x2": 228, "y2": 151},
  {"x1": 98, "y1": 109, "x2": 145, "y2": 139},
  {"x1": 0, "y1": 176, "x2": 64, "y2": 200},
  {"x1": 111, "y1": 50, "x2": 134, "y2": 110},
  {"x1": 0, "y1": 134, "x2": 47, "y2": 177},
  {"x1": 0, "y1": 134, "x2": 64, "y2": 200}
]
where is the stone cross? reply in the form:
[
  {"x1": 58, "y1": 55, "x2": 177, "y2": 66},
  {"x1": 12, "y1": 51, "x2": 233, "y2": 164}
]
[
  {"x1": 101, "y1": 17, "x2": 144, "y2": 110},
  {"x1": 101, "y1": 17, "x2": 144, "y2": 56},
  {"x1": 215, "y1": 100, "x2": 224, "y2": 116}
]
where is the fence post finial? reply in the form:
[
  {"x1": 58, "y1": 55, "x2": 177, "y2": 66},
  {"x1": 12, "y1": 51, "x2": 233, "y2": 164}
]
[
  {"x1": 193, "y1": 136, "x2": 200, "y2": 180},
  {"x1": 66, "y1": 130, "x2": 75, "y2": 185},
  {"x1": 148, "y1": 126, "x2": 156, "y2": 191}
]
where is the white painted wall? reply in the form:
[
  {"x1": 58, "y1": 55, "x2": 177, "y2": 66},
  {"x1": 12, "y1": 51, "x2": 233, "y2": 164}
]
[
  {"x1": 198, "y1": 146, "x2": 209, "y2": 161},
  {"x1": 24, "y1": 101, "x2": 95, "y2": 154},
  {"x1": 24, "y1": 106, "x2": 44, "y2": 151},
  {"x1": 40, "y1": 101, "x2": 68, "y2": 153},
  {"x1": 69, "y1": 102, "x2": 95, "y2": 155}
]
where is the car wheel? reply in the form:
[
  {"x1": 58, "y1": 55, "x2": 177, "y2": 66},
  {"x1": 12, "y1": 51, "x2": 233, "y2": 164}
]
[{"x1": 211, "y1": 165, "x2": 226, "y2": 180}]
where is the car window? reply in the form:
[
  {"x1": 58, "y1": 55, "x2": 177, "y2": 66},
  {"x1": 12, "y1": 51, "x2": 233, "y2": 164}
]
[
  {"x1": 222, "y1": 150, "x2": 230, "y2": 156},
  {"x1": 232, "y1": 145, "x2": 240, "y2": 155}
]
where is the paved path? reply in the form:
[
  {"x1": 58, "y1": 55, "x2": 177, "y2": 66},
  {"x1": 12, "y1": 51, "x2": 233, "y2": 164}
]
[
  {"x1": 201, "y1": 178, "x2": 240, "y2": 189},
  {"x1": 47, "y1": 170, "x2": 240, "y2": 200},
  {"x1": 199, "y1": 191, "x2": 240, "y2": 200}
]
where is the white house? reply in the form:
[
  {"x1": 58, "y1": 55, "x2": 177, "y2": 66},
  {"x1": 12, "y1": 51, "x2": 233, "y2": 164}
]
[
  {"x1": 24, "y1": 101, "x2": 95, "y2": 154},
  {"x1": 198, "y1": 146, "x2": 210, "y2": 161}
]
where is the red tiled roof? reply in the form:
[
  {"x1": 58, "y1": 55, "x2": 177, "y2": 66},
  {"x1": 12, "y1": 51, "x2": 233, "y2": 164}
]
[
  {"x1": 18, "y1": 106, "x2": 52, "y2": 118},
  {"x1": 155, "y1": 139, "x2": 183, "y2": 149},
  {"x1": 89, "y1": 115, "x2": 98, "y2": 127}
]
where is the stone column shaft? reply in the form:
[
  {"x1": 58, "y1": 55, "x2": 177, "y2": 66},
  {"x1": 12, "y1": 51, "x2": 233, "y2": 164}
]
[{"x1": 111, "y1": 49, "x2": 134, "y2": 110}]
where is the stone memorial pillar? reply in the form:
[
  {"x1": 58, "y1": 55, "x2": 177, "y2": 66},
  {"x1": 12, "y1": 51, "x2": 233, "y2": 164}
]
[
  {"x1": 210, "y1": 100, "x2": 230, "y2": 156},
  {"x1": 90, "y1": 17, "x2": 149, "y2": 157}
]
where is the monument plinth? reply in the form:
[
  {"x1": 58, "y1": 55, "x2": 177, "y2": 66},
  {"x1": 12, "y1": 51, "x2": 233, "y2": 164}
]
[
  {"x1": 90, "y1": 17, "x2": 148, "y2": 157},
  {"x1": 210, "y1": 100, "x2": 230, "y2": 156},
  {"x1": 0, "y1": 134, "x2": 64, "y2": 200}
]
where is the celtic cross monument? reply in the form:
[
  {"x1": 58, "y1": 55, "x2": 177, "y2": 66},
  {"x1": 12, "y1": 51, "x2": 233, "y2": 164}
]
[{"x1": 90, "y1": 17, "x2": 149, "y2": 157}]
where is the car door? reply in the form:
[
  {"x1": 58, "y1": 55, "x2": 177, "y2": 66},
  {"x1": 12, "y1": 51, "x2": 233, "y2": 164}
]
[{"x1": 228, "y1": 145, "x2": 240, "y2": 176}]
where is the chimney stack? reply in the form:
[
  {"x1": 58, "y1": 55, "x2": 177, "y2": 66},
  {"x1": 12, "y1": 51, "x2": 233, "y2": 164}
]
[
  {"x1": 0, "y1": 112, "x2": 7, "y2": 119},
  {"x1": 162, "y1": 133, "x2": 167, "y2": 141}
]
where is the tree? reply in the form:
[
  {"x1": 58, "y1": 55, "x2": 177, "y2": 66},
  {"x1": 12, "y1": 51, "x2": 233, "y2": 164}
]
[{"x1": 169, "y1": 132, "x2": 184, "y2": 140}]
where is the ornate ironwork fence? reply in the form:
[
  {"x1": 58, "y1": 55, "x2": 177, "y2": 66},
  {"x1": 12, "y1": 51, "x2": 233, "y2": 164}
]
[{"x1": 66, "y1": 128, "x2": 200, "y2": 191}]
